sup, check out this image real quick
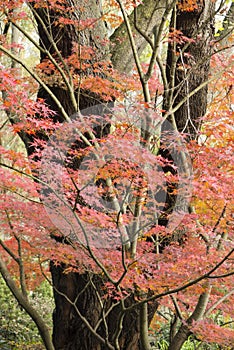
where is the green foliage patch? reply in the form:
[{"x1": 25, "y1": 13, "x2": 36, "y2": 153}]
[{"x1": 0, "y1": 278, "x2": 54, "y2": 349}]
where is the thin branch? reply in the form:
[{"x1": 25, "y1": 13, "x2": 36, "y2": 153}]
[
  {"x1": 212, "y1": 204, "x2": 227, "y2": 234},
  {"x1": 0, "y1": 44, "x2": 71, "y2": 122},
  {"x1": 0, "y1": 239, "x2": 19, "y2": 263},
  {"x1": 10, "y1": 20, "x2": 78, "y2": 112},
  {"x1": 208, "y1": 270, "x2": 234, "y2": 279},
  {"x1": 171, "y1": 295, "x2": 183, "y2": 320},
  {"x1": 116, "y1": 0, "x2": 150, "y2": 102},
  {"x1": 164, "y1": 4, "x2": 177, "y2": 111},
  {"x1": 89, "y1": 276, "x2": 109, "y2": 340},
  {"x1": 1, "y1": 211, "x2": 28, "y2": 298},
  {"x1": 205, "y1": 288, "x2": 234, "y2": 316},
  {"x1": 112, "y1": 288, "x2": 126, "y2": 350},
  {"x1": 51, "y1": 283, "x2": 115, "y2": 350},
  {"x1": 125, "y1": 248, "x2": 234, "y2": 312},
  {"x1": 179, "y1": 49, "x2": 197, "y2": 135},
  {"x1": 0, "y1": 118, "x2": 8, "y2": 130},
  {"x1": 133, "y1": 7, "x2": 154, "y2": 48},
  {"x1": 156, "y1": 55, "x2": 168, "y2": 92},
  {"x1": 165, "y1": 61, "x2": 234, "y2": 119},
  {"x1": 145, "y1": 0, "x2": 176, "y2": 83},
  {"x1": 0, "y1": 257, "x2": 54, "y2": 350},
  {"x1": 27, "y1": 3, "x2": 74, "y2": 88}
]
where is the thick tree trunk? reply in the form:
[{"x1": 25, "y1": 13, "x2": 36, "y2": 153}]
[
  {"x1": 51, "y1": 266, "x2": 105, "y2": 350},
  {"x1": 158, "y1": 0, "x2": 215, "y2": 232},
  {"x1": 165, "y1": 0, "x2": 215, "y2": 137},
  {"x1": 51, "y1": 264, "x2": 158, "y2": 350},
  {"x1": 30, "y1": 1, "x2": 158, "y2": 349},
  {"x1": 23, "y1": 1, "x2": 214, "y2": 349}
]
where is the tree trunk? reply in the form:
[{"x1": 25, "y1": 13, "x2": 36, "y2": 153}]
[
  {"x1": 30, "y1": 1, "x2": 158, "y2": 349},
  {"x1": 158, "y1": 0, "x2": 215, "y2": 233},
  {"x1": 165, "y1": 0, "x2": 215, "y2": 137},
  {"x1": 51, "y1": 266, "x2": 104, "y2": 350},
  {"x1": 51, "y1": 264, "x2": 158, "y2": 350},
  {"x1": 21, "y1": 1, "x2": 214, "y2": 349}
]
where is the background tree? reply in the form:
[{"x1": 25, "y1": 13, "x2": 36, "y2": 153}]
[{"x1": 0, "y1": 0, "x2": 233, "y2": 350}]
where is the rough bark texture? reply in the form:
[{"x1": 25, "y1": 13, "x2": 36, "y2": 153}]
[
  {"x1": 21, "y1": 0, "x2": 214, "y2": 349},
  {"x1": 158, "y1": 0, "x2": 215, "y2": 233},
  {"x1": 32, "y1": 0, "x2": 109, "y2": 119},
  {"x1": 51, "y1": 266, "x2": 104, "y2": 350},
  {"x1": 165, "y1": 0, "x2": 215, "y2": 137},
  {"x1": 51, "y1": 264, "x2": 158, "y2": 350},
  {"x1": 30, "y1": 1, "x2": 159, "y2": 349}
]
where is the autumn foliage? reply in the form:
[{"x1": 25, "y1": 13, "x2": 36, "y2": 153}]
[{"x1": 0, "y1": 0, "x2": 234, "y2": 349}]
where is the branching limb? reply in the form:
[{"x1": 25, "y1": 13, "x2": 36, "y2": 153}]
[
  {"x1": 125, "y1": 248, "x2": 234, "y2": 311},
  {"x1": 2, "y1": 211, "x2": 28, "y2": 298},
  {"x1": 116, "y1": 0, "x2": 150, "y2": 102},
  {"x1": 0, "y1": 44, "x2": 71, "y2": 122},
  {"x1": 0, "y1": 257, "x2": 54, "y2": 350},
  {"x1": 9, "y1": 19, "x2": 78, "y2": 112},
  {"x1": 205, "y1": 288, "x2": 234, "y2": 317},
  {"x1": 168, "y1": 284, "x2": 212, "y2": 350},
  {"x1": 166, "y1": 61, "x2": 234, "y2": 119},
  {"x1": 51, "y1": 283, "x2": 115, "y2": 350}
]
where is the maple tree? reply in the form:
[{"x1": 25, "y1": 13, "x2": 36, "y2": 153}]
[{"x1": 0, "y1": 0, "x2": 233, "y2": 349}]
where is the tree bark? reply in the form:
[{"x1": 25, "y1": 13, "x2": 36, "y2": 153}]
[
  {"x1": 110, "y1": 0, "x2": 171, "y2": 73},
  {"x1": 158, "y1": 0, "x2": 215, "y2": 233},
  {"x1": 168, "y1": 287, "x2": 211, "y2": 350},
  {"x1": 29, "y1": 1, "x2": 159, "y2": 349},
  {"x1": 51, "y1": 264, "x2": 158, "y2": 350},
  {"x1": 165, "y1": 0, "x2": 215, "y2": 137},
  {"x1": 12, "y1": 0, "x2": 215, "y2": 349}
]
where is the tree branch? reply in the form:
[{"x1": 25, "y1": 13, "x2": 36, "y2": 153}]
[
  {"x1": 0, "y1": 257, "x2": 54, "y2": 350},
  {"x1": 168, "y1": 284, "x2": 211, "y2": 350},
  {"x1": 111, "y1": 0, "x2": 173, "y2": 73}
]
